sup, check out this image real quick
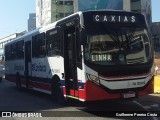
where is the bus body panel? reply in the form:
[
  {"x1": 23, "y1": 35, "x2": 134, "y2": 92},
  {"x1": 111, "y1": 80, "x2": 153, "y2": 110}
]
[{"x1": 5, "y1": 60, "x2": 25, "y2": 82}]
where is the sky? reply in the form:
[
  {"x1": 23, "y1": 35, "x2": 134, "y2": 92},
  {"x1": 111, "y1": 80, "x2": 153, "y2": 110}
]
[
  {"x1": 0, "y1": 0, "x2": 36, "y2": 39},
  {"x1": 0, "y1": 0, "x2": 160, "y2": 39}
]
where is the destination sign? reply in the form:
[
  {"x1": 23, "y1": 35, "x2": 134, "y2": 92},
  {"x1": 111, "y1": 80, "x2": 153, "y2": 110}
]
[
  {"x1": 49, "y1": 30, "x2": 57, "y2": 36},
  {"x1": 92, "y1": 54, "x2": 112, "y2": 62},
  {"x1": 93, "y1": 15, "x2": 137, "y2": 23},
  {"x1": 66, "y1": 21, "x2": 75, "y2": 27}
]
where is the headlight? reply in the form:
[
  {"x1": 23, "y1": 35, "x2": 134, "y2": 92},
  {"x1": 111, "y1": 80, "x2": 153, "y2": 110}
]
[{"x1": 86, "y1": 73, "x2": 100, "y2": 85}]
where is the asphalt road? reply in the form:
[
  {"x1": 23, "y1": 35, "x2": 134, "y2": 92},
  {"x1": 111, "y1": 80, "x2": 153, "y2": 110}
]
[{"x1": 0, "y1": 78, "x2": 159, "y2": 120}]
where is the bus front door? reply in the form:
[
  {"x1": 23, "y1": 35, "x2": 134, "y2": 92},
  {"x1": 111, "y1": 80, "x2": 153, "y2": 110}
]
[{"x1": 64, "y1": 27, "x2": 78, "y2": 97}]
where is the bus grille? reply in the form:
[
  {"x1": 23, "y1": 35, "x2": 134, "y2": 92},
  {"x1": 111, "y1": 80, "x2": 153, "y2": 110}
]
[
  {"x1": 99, "y1": 69, "x2": 150, "y2": 77},
  {"x1": 127, "y1": 57, "x2": 145, "y2": 64}
]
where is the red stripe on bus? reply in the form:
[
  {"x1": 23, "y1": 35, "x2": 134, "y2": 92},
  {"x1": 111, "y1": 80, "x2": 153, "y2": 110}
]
[
  {"x1": 137, "y1": 77, "x2": 154, "y2": 96},
  {"x1": 30, "y1": 81, "x2": 51, "y2": 91},
  {"x1": 62, "y1": 86, "x2": 86, "y2": 100},
  {"x1": 5, "y1": 76, "x2": 16, "y2": 83},
  {"x1": 79, "y1": 89, "x2": 86, "y2": 100},
  {"x1": 70, "y1": 89, "x2": 79, "y2": 97},
  {"x1": 85, "y1": 79, "x2": 154, "y2": 101},
  {"x1": 85, "y1": 80, "x2": 121, "y2": 101}
]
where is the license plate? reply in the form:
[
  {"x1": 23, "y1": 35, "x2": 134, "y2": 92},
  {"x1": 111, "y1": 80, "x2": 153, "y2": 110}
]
[{"x1": 123, "y1": 92, "x2": 136, "y2": 98}]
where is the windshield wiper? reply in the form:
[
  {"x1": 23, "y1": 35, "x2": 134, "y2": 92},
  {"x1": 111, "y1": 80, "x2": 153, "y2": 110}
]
[
  {"x1": 124, "y1": 28, "x2": 136, "y2": 49},
  {"x1": 107, "y1": 27, "x2": 136, "y2": 50}
]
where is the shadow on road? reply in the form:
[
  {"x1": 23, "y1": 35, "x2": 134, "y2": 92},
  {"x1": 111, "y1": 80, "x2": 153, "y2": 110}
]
[
  {"x1": 77, "y1": 100, "x2": 156, "y2": 120},
  {"x1": 0, "y1": 79, "x2": 65, "y2": 111},
  {"x1": 135, "y1": 94, "x2": 160, "y2": 111}
]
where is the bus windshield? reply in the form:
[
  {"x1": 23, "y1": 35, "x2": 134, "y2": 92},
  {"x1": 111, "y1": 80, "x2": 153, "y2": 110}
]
[{"x1": 84, "y1": 27, "x2": 151, "y2": 65}]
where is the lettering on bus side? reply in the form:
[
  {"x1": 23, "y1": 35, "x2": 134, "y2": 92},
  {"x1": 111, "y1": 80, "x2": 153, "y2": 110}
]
[
  {"x1": 93, "y1": 15, "x2": 136, "y2": 23},
  {"x1": 14, "y1": 65, "x2": 24, "y2": 71},
  {"x1": 32, "y1": 63, "x2": 46, "y2": 72},
  {"x1": 127, "y1": 81, "x2": 146, "y2": 87}
]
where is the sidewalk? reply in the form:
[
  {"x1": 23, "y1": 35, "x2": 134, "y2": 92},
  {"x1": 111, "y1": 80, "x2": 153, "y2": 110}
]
[
  {"x1": 150, "y1": 93, "x2": 160, "y2": 97},
  {"x1": 154, "y1": 76, "x2": 160, "y2": 93}
]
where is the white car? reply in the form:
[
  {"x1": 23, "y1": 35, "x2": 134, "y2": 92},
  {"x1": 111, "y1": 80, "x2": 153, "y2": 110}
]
[{"x1": 0, "y1": 65, "x2": 5, "y2": 82}]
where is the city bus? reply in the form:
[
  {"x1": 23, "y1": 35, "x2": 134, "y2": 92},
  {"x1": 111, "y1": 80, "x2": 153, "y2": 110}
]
[{"x1": 5, "y1": 10, "x2": 154, "y2": 103}]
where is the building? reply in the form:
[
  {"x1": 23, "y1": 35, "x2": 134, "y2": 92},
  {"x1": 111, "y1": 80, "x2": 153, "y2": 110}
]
[
  {"x1": 74, "y1": 0, "x2": 127, "y2": 12},
  {"x1": 36, "y1": 0, "x2": 128, "y2": 28},
  {"x1": 152, "y1": 22, "x2": 160, "y2": 56},
  {"x1": 0, "y1": 31, "x2": 27, "y2": 49},
  {"x1": 131, "y1": 0, "x2": 152, "y2": 33},
  {"x1": 36, "y1": 0, "x2": 74, "y2": 28},
  {"x1": 36, "y1": 0, "x2": 152, "y2": 28},
  {"x1": 28, "y1": 13, "x2": 36, "y2": 31}
]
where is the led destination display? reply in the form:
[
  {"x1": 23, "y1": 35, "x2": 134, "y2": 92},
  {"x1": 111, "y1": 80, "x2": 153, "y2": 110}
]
[{"x1": 93, "y1": 15, "x2": 136, "y2": 23}]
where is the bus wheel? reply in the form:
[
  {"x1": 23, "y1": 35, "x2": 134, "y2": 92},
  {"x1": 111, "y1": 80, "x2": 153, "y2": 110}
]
[
  {"x1": 16, "y1": 74, "x2": 22, "y2": 91},
  {"x1": 51, "y1": 76, "x2": 66, "y2": 105}
]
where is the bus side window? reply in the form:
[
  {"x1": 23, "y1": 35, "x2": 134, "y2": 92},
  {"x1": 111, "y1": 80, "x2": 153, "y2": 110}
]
[
  {"x1": 5, "y1": 45, "x2": 9, "y2": 60},
  {"x1": 32, "y1": 33, "x2": 46, "y2": 58},
  {"x1": 46, "y1": 28, "x2": 61, "y2": 56},
  {"x1": 11, "y1": 43, "x2": 17, "y2": 60},
  {"x1": 17, "y1": 40, "x2": 24, "y2": 59},
  {"x1": 38, "y1": 33, "x2": 46, "y2": 58}
]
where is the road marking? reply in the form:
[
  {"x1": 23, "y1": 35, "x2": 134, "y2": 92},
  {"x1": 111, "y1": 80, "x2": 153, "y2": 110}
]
[
  {"x1": 149, "y1": 94, "x2": 160, "y2": 97},
  {"x1": 134, "y1": 101, "x2": 159, "y2": 120},
  {"x1": 150, "y1": 104, "x2": 159, "y2": 108},
  {"x1": 143, "y1": 106, "x2": 151, "y2": 110}
]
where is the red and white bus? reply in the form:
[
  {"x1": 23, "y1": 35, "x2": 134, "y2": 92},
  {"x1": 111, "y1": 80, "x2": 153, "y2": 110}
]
[{"x1": 5, "y1": 10, "x2": 154, "y2": 103}]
